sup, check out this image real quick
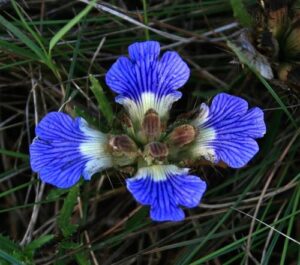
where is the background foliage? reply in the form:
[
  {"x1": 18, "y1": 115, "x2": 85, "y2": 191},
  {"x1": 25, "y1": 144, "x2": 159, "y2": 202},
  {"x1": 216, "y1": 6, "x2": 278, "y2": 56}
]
[{"x1": 0, "y1": 0, "x2": 299, "y2": 264}]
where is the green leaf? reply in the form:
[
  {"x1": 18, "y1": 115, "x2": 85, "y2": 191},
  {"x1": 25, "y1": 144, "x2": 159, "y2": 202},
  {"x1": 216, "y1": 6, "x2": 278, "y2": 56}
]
[
  {"x1": 25, "y1": 235, "x2": 54, "y2": 253},
  {"x1": 49, "y1": 0, "x2": 96, "y2": 51},
  {"x1": 230, "y1": 0, "x2": 252, "y2": 27},
  {"x1": 11, "y1": 0, "x2": 47, "y2": 55},
  {"x1": 89, "y1": 75, "x2": 114, "y2": 127},
  {"x1": 0, "y1": 15, "x2": 46, "y2": 61},
  {"x1": 0, "y1": 235, "x2": 28, "y2": 265},
  {"x1": 58, "y1": 185, "x2": 80, "y2": 237},
  {"x1": 0, "y1": 39, "x2": 38, "y2": 60},
  {"x1": 0, "y1": 250, "x2": 25, "y2": 265},
  {"x1": 75, "y1": 251, "x2": 92, "y2": 265},
  {"x1": 0, "y1": 234, "x2": 21, "y2": 253}
]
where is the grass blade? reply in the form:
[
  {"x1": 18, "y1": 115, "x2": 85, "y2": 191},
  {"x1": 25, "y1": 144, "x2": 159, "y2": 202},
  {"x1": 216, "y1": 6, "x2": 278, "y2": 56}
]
[
  {"x1": 0, "y1": 149, "x2": 29, "y2": 160},
  {"x1": 11, "y1": 0, "x2": 47, "y2": 54},
  {"x1": 49, "y1": 0, "x2": 96, "y2": 51},
  {"x1": 0, "y1": 15, "x2": 46, "y2": 61},
  {"x1": 89, "y1": 74, "x2": 114, "y2": 127},
  {"x1": 0, "y1": 39, "x2": 38, "y2": 60},
  {"x1": 279, "y1": 185, "x2": 300, "y2": 265}
]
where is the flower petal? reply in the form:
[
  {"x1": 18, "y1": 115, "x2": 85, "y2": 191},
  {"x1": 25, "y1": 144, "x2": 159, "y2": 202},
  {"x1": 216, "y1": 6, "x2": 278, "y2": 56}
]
[
  {"x1": 192, "y1": 93, "x2": 266, "y2": 168},
  {"x1": 106, "y1": 41, "x2": 190, "y2": 122},
  {"x1": 128, "y1": 40, "x2": 160, "y2": 62},
  {"x1": 30, "y1": 112, "x2": 112, "y2": 188},
  {"x1": 126, "y1": 165, "x2": 206, "y2": 222}
]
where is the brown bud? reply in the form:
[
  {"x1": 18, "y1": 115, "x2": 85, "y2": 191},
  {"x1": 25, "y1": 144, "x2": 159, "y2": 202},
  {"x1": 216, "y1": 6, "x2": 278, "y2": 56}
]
[
  {"x1": 119, "y1": 113, "x2": 133, "y2": 129},
  {"x1": 278, "y1": 63, "x2": 292, "y2": 82},
  {"x1": 142, "y1": 109, "x2": 161, "y2": 140},
  {"x1": 147, "y1": 142, "x2": 169, "y2": 160},
  {"x1": 109, "y1": 135, "x2": 137, "y2": 154},
  {"x1": 168, "y1": 124, "x2": 196, "y2": 147}
]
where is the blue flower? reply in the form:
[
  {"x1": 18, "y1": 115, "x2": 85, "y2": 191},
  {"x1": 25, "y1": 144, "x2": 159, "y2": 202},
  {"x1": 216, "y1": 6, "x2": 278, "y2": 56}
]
[
  {"x1": 191, "y1": 93, "x2": 266, "y2": 168},
  {"x1": 30, "y1": 112, "x2": 112, "y2": 188},
  {"x1": 29, "y1": 41, "x2": 267, "y2": 222},
  {"x1": 106, "y1": 41, "x2": 190, "y2": 123},
  {"x1": 126, "y1": 165, "x2": 206, "y2": 221}
]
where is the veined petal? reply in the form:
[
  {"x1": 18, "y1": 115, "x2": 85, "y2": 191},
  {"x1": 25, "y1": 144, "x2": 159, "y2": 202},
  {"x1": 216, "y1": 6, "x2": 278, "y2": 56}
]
[
  {"x1": 126, "y1": 165, "x2": 206, "y2": 222},
  {"x1": 30, "y1": 112, "x2": 112, "y2": 188},
  {"x1": 192, "y1": 93, "x2": 266, "y2": 168},
  {"x1": 106, "y1": 41, "x2": 190, "y2": 122},
  {"x1": 129, "y1": 41, "x2": 160, "y2": 62}
]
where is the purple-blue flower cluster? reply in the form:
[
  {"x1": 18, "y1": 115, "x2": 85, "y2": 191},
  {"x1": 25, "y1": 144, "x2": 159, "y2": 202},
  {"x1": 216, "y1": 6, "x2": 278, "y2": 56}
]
[{"x1": 30, "y1": 41, "x2": 266, "y2": 222}]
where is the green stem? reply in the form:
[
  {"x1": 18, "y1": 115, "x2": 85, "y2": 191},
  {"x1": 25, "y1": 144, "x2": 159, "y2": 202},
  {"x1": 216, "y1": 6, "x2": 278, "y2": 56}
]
[{"x1": 142, "y1": 0, "x2": 150, "y2": 40}]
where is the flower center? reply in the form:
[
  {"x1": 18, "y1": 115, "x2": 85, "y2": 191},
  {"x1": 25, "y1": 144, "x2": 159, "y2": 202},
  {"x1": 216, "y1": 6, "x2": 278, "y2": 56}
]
[{"x1": 109, "y1": 108, "x2": 198, "y2": 167}]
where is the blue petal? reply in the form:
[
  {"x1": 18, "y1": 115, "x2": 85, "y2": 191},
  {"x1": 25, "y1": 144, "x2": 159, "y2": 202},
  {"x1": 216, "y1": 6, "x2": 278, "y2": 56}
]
[
  {"x1": 126, "y1": 165, "x2": 207, "y2": 222},
  {"x1": 128, "y1": 41, "x2": 160, "y2": 62},
  {"x1": 157, "y1": 51, "x2": 191, "y2": 92},
  {"x1": 106, "y1": 41, "x2": 190, "y2": 121},
  {"x1": 193, "y1": 93, "x2": 266, "y2": 168},
  {"x1": 30, "y1": 112, "x2": 112, "y2": 188}
]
